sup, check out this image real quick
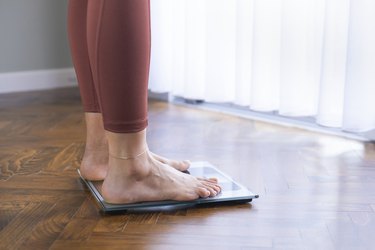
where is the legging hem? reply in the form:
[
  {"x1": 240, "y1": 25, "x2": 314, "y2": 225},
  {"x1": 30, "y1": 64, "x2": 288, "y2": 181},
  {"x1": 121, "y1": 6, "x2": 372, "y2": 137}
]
[
  {"x1": 83, "y1": 107, "x2": 101, "y2": 113},
  {"x1": 104, "y1": 120, "x2": 148, "y2": 134}
]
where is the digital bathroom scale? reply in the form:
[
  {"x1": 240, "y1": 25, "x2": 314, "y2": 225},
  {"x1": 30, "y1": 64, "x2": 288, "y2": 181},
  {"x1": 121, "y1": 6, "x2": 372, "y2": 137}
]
[{"x1": 78, "y1": 161, "x2": 259, "y2": 213}]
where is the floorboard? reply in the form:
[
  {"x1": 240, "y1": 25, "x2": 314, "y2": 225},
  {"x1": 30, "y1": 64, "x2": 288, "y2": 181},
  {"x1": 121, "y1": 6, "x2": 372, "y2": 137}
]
[{"x1": 0, "y1": 87, "x2": 374, "y2": 249}]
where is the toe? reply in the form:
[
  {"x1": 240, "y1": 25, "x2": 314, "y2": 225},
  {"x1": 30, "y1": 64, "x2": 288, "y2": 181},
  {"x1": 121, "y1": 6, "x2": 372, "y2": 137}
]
[
  {"x1": 182, "y1": 160, "x2": 191, "y2": 167},
  {"x1": 201, "y1": 183, "x2": 218, "y2": 197},
  {"x1": 151, "y1": 152, "x2": 190, "y2": 171},
  {"x1": 203, "y1": 181, "x2": 221, "y2": 194},
  {"x1": 197, "y1": 177, "x2": 219, "y2": 184},
  {"x1": 210, "y1": 183, "x2": 221, "y2": 193},
  {"x1": 176, "y1": 160, "x2": 190, "y2": 171},
  {"x1": 197, "y1": 187, "x2": 210, "y2": 198},
  {"x1": 208, "y1": 177, "x2": 218, "y2": 183}
]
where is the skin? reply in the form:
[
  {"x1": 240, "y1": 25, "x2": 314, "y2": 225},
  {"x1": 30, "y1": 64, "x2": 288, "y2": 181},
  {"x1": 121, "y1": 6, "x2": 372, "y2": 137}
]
[
  {"x1": 80, "y1": 113, "x2": 221, "y2": 204},
  {"x1": 80, "y1": 113, "x2": 191, "y2": 181}
]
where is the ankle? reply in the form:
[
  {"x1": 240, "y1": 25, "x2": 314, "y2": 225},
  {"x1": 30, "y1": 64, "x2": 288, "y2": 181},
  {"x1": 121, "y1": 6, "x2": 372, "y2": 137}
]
[
  {"x1": 108, "y1": 150, "x2": 152, "y2": 179},
  {"x1": 106, "y1": 129, "x2": 148, "y2": 156},
  {"x1": 84, "y1": 112, "x2": 108, "y2": 149},
  {"x1": 109, "y1": 147, "x2": 148, "y2": 160}
]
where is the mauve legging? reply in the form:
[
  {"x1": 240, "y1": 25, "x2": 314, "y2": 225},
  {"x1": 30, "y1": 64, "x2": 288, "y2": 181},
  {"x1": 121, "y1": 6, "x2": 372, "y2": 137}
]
[{"x1": 67, "y1": 0, "x2": 151, "y2": 133}]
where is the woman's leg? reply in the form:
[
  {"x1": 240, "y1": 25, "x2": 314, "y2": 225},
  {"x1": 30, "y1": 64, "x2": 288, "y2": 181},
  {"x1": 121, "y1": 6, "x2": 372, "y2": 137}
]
[
  {"x1": 86, "y1": 0, "x2": 220, "y2": 203},
  {"x1": 67, "y1": 0, "x2": 99, "y2": 113},
  {"x1": 67, "y1": 0, "x2": 193, "y2": 181},
  {"x1": 104, "y1": 129, "x2": 220, "y2": 203},
  {"x1": 67, "y1": 0, "x2": 108, "y2": 181}
]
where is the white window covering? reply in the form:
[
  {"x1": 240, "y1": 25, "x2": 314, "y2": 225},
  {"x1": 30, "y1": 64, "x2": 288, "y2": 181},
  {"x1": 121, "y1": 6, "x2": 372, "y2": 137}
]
[{"x1": 148, "y1": 0, "x2": 375, "y2": 133}]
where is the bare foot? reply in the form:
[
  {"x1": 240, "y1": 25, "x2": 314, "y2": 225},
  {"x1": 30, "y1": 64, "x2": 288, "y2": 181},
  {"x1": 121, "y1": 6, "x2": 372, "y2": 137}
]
[
  {"x1": 79, "y1": 149, "x2": 191, "y2": 181},
  {"x1": 80, "y1": 147, "x2": 108, "y2": 181},
  {"x1": 101, "y1": 150, "x2": 221, "y2": 204},
  {"x1": 79, "y1": 113, "x2": 191, "y2": 180},
  {"x1": 149, "y1": 151, "x2": 190, "y2": 171},
  {"x1": 79, "y1": 113, "x2": 109, "y2": 181}
]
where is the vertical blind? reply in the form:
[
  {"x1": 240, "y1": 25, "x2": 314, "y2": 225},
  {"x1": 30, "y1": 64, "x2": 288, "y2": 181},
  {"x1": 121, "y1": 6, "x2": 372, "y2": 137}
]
[{"x1": 148, "y1": 0, "x2": 375, "y2": 133}]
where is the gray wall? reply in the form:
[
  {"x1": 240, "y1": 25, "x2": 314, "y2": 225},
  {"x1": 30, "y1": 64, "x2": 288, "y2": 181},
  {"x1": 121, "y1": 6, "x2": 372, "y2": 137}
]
[{"x1": 0, "y1": 0, "x2": 72, "y2": 73}]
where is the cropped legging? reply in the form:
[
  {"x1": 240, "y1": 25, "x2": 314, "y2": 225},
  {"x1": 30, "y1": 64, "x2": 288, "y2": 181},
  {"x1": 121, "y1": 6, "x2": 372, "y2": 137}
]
[{"x1": 67, "y1": 0, "x2": 151, "y2": 133}]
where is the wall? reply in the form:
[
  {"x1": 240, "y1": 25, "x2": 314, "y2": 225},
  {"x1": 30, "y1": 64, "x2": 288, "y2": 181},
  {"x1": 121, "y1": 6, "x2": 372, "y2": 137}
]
[{"x1": 0, "y1": 0, "x2": 75, "y2": 93}]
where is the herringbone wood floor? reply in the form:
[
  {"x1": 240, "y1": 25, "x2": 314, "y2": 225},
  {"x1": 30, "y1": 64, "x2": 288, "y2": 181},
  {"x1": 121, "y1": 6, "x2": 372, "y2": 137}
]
[{"x1": 0, "y1": 87, "x2": 374, "y2": 250}]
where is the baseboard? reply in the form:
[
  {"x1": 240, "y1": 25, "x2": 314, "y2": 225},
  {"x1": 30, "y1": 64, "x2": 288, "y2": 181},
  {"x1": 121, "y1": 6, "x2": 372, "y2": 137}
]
[
  {"x1": 148, "y1": 91, "x2": 170, "y2": 102},
  {"x1": 171, "y1": 96, "x2": 374, "y2": 142},
  {"x1": 0, "y1": 68, "x2": 77, "y2": 94}
]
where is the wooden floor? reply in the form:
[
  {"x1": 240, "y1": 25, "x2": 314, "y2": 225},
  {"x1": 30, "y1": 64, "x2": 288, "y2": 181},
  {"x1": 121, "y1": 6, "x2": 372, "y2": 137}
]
[{"x1": 0, "y1": 87, "x2": 374, "y2": 250}]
